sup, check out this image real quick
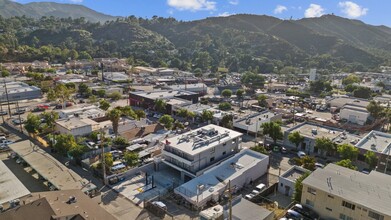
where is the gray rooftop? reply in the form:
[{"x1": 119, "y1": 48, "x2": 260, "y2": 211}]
[
  {"x1": 167, "y1": 83, "x2": 207, "y2": 90},
  {"x1": 355, "y1": 130, "x2": 391, "y2": 154},
  {"x1": 303, "y1": 163, "x2": 391, "y2": 216},
  {"x1": 181, "y1": 103, "x2": 212, "y2": 114},
  {"x1": 341, "y1": 104, "x2": 369, "y2": 113},
  {"x1": 288, "y1": 123, "x2": 343, "y2": 140},
  {"x1": 235, "y1": 111, "x2": 277, "y2": 126},
  {"x1": 166, "y1": 124, "x2": 242, "y2": 155},
  {"x1": 130, "y1": 90, "x2": 197, "y2": 100},
  {"x1": 281, "y1": 165, "x2": 309, "y2": 182},
  {"x1": 8, "y1": 140, "x2": 95, "y2": 192},
  {"x1": 0, "y1": 160, "x2": 30, "y2": 205},
  {"x1": 175, "y1": 149, "x2": 268, "y2": 205},
  {"x1": 56, "y1": 118, "x2": 99, "y2": 130},
  {"x1": 328, "y1": 97, "x2": 369, "y2": 108},
  {"x1": 227, "y1": 197, "x2": 273, "y2": 220}
]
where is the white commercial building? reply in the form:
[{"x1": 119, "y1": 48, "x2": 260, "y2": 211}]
[
  {"x1": 302, "y1": 163, "x2": 391, "y2": 220},
  {"x1": 58, "y1": 105, "x2": 106, "y2": 120},
  {"x1": 55, "y1": 117, "x2": 100, "y2": 136},
  {"x1": 278, "y1": 166, "x2": 309, "y2": 196},
  {"x1": 162, "y1": 124, "x2": 243, "y2": 181},
  {"x1": 340, "y1": 104, "x2": 370, "y2": 125},
  {"x1": 355, "y1": 130, "x2": 391, "y2": 172},
  {"x1": 233, "y1": 111, "x2": 282, "y2": 135},
  {"x1": 175, "y1": 149, "x2": 269, "y2": 208}
]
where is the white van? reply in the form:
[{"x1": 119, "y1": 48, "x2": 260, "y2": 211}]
[{"x1": 255, "y1": 183, "x2": 266, "y2": 192}]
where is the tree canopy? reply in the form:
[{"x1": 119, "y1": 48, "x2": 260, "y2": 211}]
[
  {"x1": 288, "y1": 131, "x2": 304, "y2": 149},
  {"x1": 261, "y1": 121, "x2": 283, "y2": 144}
]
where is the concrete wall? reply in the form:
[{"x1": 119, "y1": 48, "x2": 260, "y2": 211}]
[
  {"x1": 55, "y1": 123, "x2": 93, "y2": 137},
  {"x1": 340, "y1": 108, "x2": 369, "y2": 125},
  {"x1": 301, "y1": 184, "x2": 391, "y2": 220}
]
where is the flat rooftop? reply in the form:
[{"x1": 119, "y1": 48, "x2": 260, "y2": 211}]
[
  {"x1": 181, "y1": 103, "x2": 212, "y2": 113},
  {"x1": 130, "y1": 90, "x2": 197, "y2": 100},
  {"x1": 281, "y1": 166, "x2": 309, "y2": 182},
  {"x1": 235, "y1": 111, "x2": 277, "y2": 126},
  {"x1": 167, "y1": 83, "x2": 207, "y2": 90},
  {"x1": 355, "y1": 131, "x2": 391, "y2": 154},
  {"x1": 341, "y1": 104, "x2": 369, "y2": 113},
  {"x1": 227, "y1": 197, "x2": 273, "y2": 220},
  {"x1": 166, "y1": 124, "x2": 242, "y2": 155},
  {"x1": 8, "y1": 140, "x2": 95, "y2": 191},
  {"x1": 303, "y1": 163, "x2": 391, "y2": 216},
  {"x1": 166, "y1": 97, "x2": 192, "y2": 106},
  {"x1": 56, "y1": 118, "x2": 98, "y2": 130},
  {"x1": 328, "y1": 97, "x2": 369, "y2": 108},
  {"x1": 175, "y1": 149, "x2": 268, "y2": 205},
  {"x1": 0, "y1": 160, "x2": 30, "y2": 205},
  {"x1": 288, "y1": 122, "x2": 343, "y2": 140}
]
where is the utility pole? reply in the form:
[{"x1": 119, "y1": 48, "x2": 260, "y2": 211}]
[
  {"x1": 100, "y1": 130, "x2": 107, "y2": 185},
  {"x1": 228, "y1": 180, "x2": 232, "y2": 220},
  {"x1": 3, "y1": 80, "x2": 11, "y2": 117},
  {"x1": 16, "y1": 101, "x2": 23, "y2": 133}
]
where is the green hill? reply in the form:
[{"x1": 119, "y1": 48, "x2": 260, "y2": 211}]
[{"x1": 0, "y1": 0, "x2": 116, "y2": 23}]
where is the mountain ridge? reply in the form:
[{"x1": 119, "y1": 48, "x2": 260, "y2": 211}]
[
  {"x1": 0, "y1": 1, "x2": 390, "y2": 71},
  {"x1": 0, "y1": 0, "x2": 116, "y2": 23}
]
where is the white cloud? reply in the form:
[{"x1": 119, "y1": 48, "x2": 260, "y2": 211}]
[
  {"x1": 218, "y1": 12, "x2": 233, "y2": 17},
  {"x1": 274, "y1": 5, "x2": 287, "y2": 14},
  {"x1": 229, "y1": 0, "x2": 239, "y2": 5},
  {"x1": 167, "y1": 0, "x2": 216, "y2": 11},
  {"x1": 304, "y1": 4, "x2": 325, "y2": 18},
  {"x1": 338, "y1": 1, "x2": 368, "y2": 18}
]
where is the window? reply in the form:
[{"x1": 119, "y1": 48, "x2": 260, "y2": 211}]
[
  {"x1": 307, "y1": 187, "x2": 316, "y2": 195},
  {"x1": 211, "y1": 147, "x2": 215, "y2": 153},
  {"x1": 280, "y1": 183, "x2": 283, "y2": 187},
  {"x1": 305, "y1": 199, "x2": 314, "y2": 207},
  {"x1": 223, "y1": 142, "x2": 227, "y2": 146},
  {"x1": 368, "y1": 211, "x2": 384, "y2": 220},
  {"x1": 222, "y1": 151, "x2": 226, "y2": 155},
  {"x1": 326, "y1": 207, "x2": 332, "y2": 211},
  {"x1": 339, "y1": 214, "x2": 353, "y2": 220},
  {"x1": 210, "y1": 157, "x2": 215, "y2": 162},
  {"x1": 328, "y1": 195, "x2": 334, "y2": 199},
  {"x1": 342, "y1": 201, "x2": 355, "y2": 210}
]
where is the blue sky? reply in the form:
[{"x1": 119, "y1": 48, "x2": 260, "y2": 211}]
[{"x1": 15, "y1": 0, "x2": 391, "y2": 26}]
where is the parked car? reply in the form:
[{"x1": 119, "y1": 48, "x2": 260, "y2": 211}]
[
  {"x1": 13, "y1": 109, "x2": 26, "y2": 115},
  {"x1": 12, "y1": 119, "x2": 25, "y2": 125},
  {"x1": 297, "y1": 151, "x2": 306, "y2": 158},
  {"x1": 0, "y1": 140, "x2": 14, "y2": 146},
  {"x1": 285, "y1": 209, "x2": 304, "y2": 220},
  {"x1": 361, "y1": 168, "x2": 370, "y2": 174},
  {"x1": 255, "y1": 183, "x2": 266, "y2": 192},
  {"x1": 314, "y1": 163, "x2": 324, "y2": 169},
  {"x1": 244, "y1": 192, "x2": 257, "y2": 200},
  {"x1": 0, "y1": 111, "x2": 8, "y2": 116},
  {"x1": 292, "y1": 204, "x2": 319, "y2": 220},
  {"x1": 31, "y1": 107, "x2": 46, "y2": 112}
]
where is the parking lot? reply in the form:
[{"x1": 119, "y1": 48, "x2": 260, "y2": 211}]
[
  {"x1": 110, "y1": 163, "x2": 182, "y2": 208},
  {"x1": 0, "y1": 152, "x2": 48, "y2": 192}
]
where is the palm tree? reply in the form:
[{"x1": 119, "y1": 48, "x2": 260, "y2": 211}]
[{"x1": 107, "y1": 108, "x2": 122, "y2": 136}]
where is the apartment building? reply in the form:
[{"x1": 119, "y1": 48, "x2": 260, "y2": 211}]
[
  {"x1": 301, "y1": 163, "x2": 391, "y2": 220},
  {"x1": 162, "y1": 124, "x2": 242, "y2": 181}
]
